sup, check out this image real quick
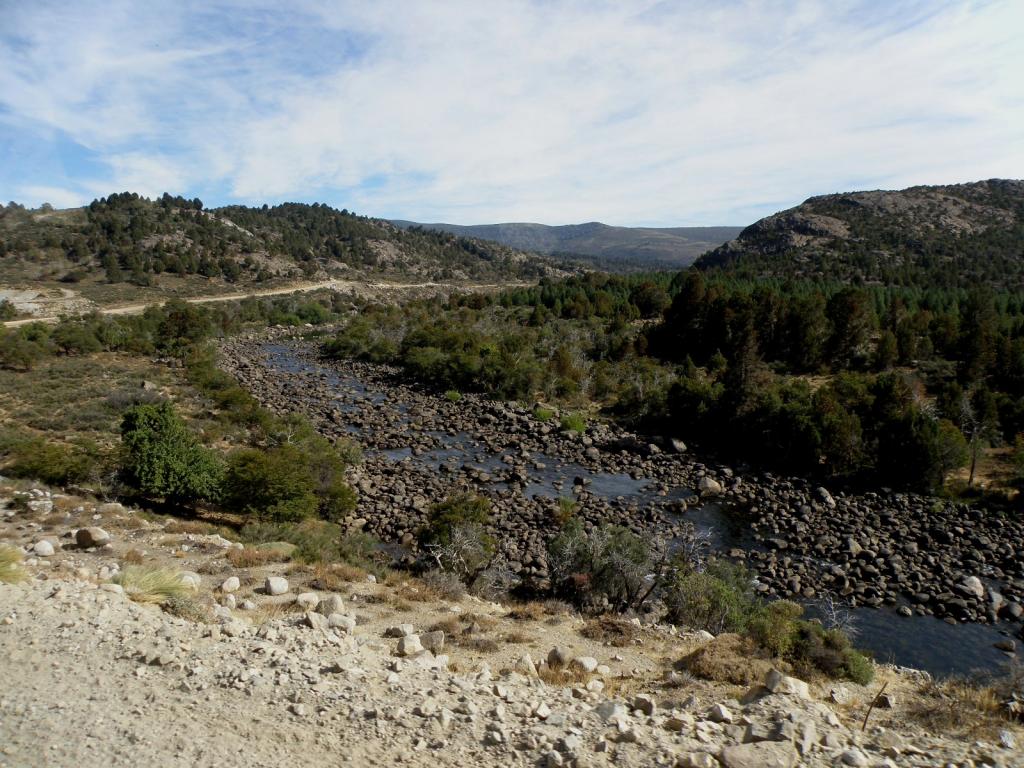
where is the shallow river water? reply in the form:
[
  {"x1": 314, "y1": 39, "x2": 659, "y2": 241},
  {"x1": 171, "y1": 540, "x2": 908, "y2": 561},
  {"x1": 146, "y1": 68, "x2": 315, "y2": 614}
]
[{"x1": 264, "y1": 343, "x2": 1019, "y2": 680}]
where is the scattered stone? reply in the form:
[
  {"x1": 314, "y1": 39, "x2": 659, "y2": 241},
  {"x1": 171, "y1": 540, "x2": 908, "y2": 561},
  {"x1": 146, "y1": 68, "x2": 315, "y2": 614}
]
[
  {"x1": 385, "y1": 624, "x2": 414, "y2": 638},
  {"x1": 719, "y1": 741, "x2": 796, "y2": 768},
  {"x1": 570, "y1": 656, "x2": 598, "y2": 674},
  {"x1": 264, "y1": 576, "x2": 289, "y2": 595},
  {"x1": 220, "y1": 576, "x2": 240, "y2": 593},
  {"x1": 706, "y1": 703, "x2": 733, "y2": 723},
  {"x1": 33, "y1": 540, "x2": 54, "y2": 557},
  {"x1": 396, "y1": 635, "x2": 423, "y2": 656},
  {"x1": 295, "y1": 592, "x2": 319, "y2": 610},
  {"x1": 75, "y1": 527, "x2": 110, "y2": 548}
]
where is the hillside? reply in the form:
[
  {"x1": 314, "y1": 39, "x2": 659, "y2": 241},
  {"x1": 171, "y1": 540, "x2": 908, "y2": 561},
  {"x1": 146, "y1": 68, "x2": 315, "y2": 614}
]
[
  {"x1": 0, "y1": 193, "x2": 559, "y2": 297},
  {"x1": 697, "y1": 179, "x2": 1024, "y2": 288},
  {"x1": 392, "y1": 220, "x2": 742, "y2": 269}
]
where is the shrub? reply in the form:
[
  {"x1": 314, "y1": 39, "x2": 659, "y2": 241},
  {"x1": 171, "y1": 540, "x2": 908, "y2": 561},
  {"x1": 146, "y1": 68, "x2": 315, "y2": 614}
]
[
  {"x1": 747, "y1": 599, "x2": 804, "y2": 657},
  {"x1": 3, "y1": 435, "x2": 111, "y2": 488},
  {"x1": 444, "y1": 390, "x2": 462, "y2": 403},
  {"x1": 554, "y1": 496, "x2": 578, "y2": 527},
  {"x1": 0, "y1": 545, "x2": 28, "y2": 584},
  {"x1": 239, "y1": 519, "x2": 381, "y2": 570},
  {"x1": 223, "y1": 446, "x2": 319, "y2": 521},
  {"x1": 559, "y1": 412, "x2": 587, "y2": 433},
  {"x1": 664, "y1": 564, "x2": 754, "y2": 635},
  {"x1": 421, "y1": 493, "x2": 495, "y2": 581},
  {"x1": 222, "y1": 438, "x2": 357, "y2": 523},
  {"x1": 548, "y1": 519, "x2": 668, "y2": 612},
  {"x1": 533, "y1": 406, "x2": 555, "y2": 422},
  {"x1": 113, "y1": 566, "x2": 192, "y2": 604},
  {"x1": 120, "y1": 401, "x2": 222, "y2": 503}
]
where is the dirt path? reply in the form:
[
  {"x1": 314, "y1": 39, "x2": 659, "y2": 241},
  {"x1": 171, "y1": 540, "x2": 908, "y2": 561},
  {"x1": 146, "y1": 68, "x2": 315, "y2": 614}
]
[{"x1": 2, "y1": 279, "x2": 517, "y2": 328}]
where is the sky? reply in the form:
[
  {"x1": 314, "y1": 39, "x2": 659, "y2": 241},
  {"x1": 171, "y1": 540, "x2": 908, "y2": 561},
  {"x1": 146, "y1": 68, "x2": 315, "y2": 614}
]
[{"x1": 1, "y1": 0, "x2": 1022, "y2": 227}]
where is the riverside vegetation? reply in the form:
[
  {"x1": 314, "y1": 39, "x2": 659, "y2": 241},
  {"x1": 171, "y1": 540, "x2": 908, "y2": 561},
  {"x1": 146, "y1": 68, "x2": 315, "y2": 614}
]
[{"x1": 0, "y1": 290, "x2": 877, "y2": 688}]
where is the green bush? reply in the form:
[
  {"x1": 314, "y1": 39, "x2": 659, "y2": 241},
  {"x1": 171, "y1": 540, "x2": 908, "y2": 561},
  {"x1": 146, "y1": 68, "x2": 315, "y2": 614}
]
[
  {"x1": 120, "y1": 401, "x2": 223, "y2": 503},
  {"x1": 3, "y1": 435, "x2": 111, "y2": 488},
  {"x1": 533, "y1": 406, "x2": 555, "y2": 422},
  {"x1": 664, "y1": 562, "x2": 756, "y2": 635},
  {"x1": 559, "y1": 412, "x2": 587, "y2": 433},
  {"x1": 747, "y1": 599, "x2": 804, "y2": 657},
  {"x1": 222, "y1": 437, "x2": 357, "y2": 523},
  {"x1": 444, "y1": 390, "x2": 462, "y2": 403},
  {"x1": 223, "y1": 446, "x2": 319, "y2": 522},
  {"x1": 548, "y1": 519, "x2": 665, "y2": 612}
]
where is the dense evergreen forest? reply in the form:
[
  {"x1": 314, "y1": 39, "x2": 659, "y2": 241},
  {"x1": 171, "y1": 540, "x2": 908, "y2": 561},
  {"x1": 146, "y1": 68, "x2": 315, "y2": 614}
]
[
  {"x1": 0, "y1": 193, "x2": 555, "y2": 285},
  {"x1": 324, "y1": 270, "x2": 1024, "y2": 497}
]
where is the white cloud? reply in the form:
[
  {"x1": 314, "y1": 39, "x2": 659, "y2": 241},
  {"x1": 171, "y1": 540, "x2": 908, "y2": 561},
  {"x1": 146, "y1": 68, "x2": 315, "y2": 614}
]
[{"x1": 1, "y1": 0, "x2": 1022, "y2": 225}]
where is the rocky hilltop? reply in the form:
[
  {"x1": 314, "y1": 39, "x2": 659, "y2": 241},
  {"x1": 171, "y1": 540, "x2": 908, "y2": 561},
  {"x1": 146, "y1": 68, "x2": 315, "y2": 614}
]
[
  {"x1": 0, "y1": 194, "x2": 559, "y2": 292},
  {"x1": 697, "y1": 180, "x2": 1024, "y2": 288},
  {"x1": 2, "y1": 487, "x2": 1021, "y2": 767}
]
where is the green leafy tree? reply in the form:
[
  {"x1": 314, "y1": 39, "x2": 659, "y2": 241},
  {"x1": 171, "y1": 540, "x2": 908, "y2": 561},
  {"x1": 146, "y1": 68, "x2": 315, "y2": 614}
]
[{"x1": 120, "y1": 402, "x2": 222, "y2": 503}]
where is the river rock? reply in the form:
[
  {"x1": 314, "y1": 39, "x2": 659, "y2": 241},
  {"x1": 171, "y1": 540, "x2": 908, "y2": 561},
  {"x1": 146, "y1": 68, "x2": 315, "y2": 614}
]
[
  {"x1": 265, "y1": 576, "x2": 289, "y2": 595},
  {"x1": 75, "y1": 527, "x2": 110, "y2": 547}
]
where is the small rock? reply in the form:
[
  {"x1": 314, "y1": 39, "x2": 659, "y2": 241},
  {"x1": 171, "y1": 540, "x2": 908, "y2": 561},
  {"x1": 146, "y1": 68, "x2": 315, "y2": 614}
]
[
  {"x1": 420, "y1": 630, "x2": 445, "y2": 653},
  {"x1": 719, "y1": 741, "x2": 796, "y2": 768},
  {"x1": 265, "y1": 576, "x2": 289, "y2": 595},
  {"x1": 840, "y1": 748, "x2": 869, "y2": 767},
  {"x1": 33, "y1": 540, "x2": 55, "y2": 557},
  {"x1": 397, "y1": 635, "x2": 424, "y2": 656},
  {"x1": 385, "y1": 624, "x2": 414, "y2": 638},
  {"x1": 328, "y1": 614, "x2": 356, "y2": 632},
  {"x1": 220, "y1": 576, "x2": 240, "y2": 593},
  {"x1": 295, "y1": 592, "x2": 319, "y2": 610},
  {"x1": 75, "y1": 527, "x2": 110, "y2": 548},
  {"x1": 706, "y1": 703, "x2": 732, "y2": 723},
  {"x1": 632, "y1": 694, "x2": 656, "y2": 716},
  {"x1": 570, "y1": 656, "x2": 598, "y2": 674}
]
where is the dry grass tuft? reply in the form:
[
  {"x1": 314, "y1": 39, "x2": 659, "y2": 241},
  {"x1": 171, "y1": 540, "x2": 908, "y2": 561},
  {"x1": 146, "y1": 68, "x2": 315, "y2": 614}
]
[
  {"x1": 503, "y1": 630, "x2": 534, "y2": 644},
  {"x1": 538, "y1": 664, "x2": 595, "y2": 687},
  {"x1": 162, "y1": 595, "x2": 211, "y2": 623},
  {"x1": 680, "y1": 633, "x2": 775, "y2": 686},
  {"x1": 907, "y1": 677, "x2": 1016, "y2": 739},
  {"x1": 123, "y1": 548, "x2": 145, "y2": 565},
  {"x1": 226, "y1": 546, "x2": 288, "y2": 569},
  {"x1": 308, "y1": 562, "x2": 364, "y2": 589},
  {"x1": 113, "y1": 565, "x2": 191, "y2": 605},
  {"x1": 506, "y1": 601, "x2": 548, "y2": 621},
  {"x1": 0, "y1": 545, "x2": 28, "y2": 584},
  {"x1": 579, "y1": 616, "x2": 640, "y2": 647}
]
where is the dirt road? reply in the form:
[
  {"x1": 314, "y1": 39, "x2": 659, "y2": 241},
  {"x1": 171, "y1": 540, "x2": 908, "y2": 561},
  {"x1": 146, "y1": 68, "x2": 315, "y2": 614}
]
[{"x1": 2, "y1": 279, "x2": 514, "y2": 328}]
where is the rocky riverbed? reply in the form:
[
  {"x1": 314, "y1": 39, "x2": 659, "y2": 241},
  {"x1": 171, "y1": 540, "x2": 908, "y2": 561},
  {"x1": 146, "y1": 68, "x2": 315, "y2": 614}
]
[{"x1": 218, "y1": 336, "x2": 1024, "y2": 651}]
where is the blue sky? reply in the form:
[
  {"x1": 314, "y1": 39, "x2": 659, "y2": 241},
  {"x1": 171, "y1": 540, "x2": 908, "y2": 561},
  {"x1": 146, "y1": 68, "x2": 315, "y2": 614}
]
[{"x1": 1, "y1": 0, "x2": 1022, "y2": 226}]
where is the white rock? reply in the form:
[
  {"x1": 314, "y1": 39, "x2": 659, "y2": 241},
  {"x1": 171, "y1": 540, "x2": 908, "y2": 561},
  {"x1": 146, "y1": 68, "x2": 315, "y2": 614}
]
[
  {"x1": 595, "y1": 701, "x2": 627, "y2": 722},
  {"x1": 840, "y1": 748, "x2": 869, "y2": 767},
  {"x1": 220, "y1": 576, "x2": 240, "y2": 593},
  {"x1": 328, "y1": 614, "x2": 356, "y2": 632},
  {"x1": 384, "y1": 624, "x2": 414, "y2": 638},
  {"x1": 396, "y1": 635, "x2": 423, "y2": 656},
  {"x1": 706, "y1": 703, "x2": 732, "y2": 723},
  {"x1": 570, "y1": 656, "x2": 598, "y2": 674},
  {"x1": 295, "y1": 592, "x2": 319, "y2": 610},
  {"x1": 33, "y1": 540, "x2": 55, "y2": 557},
  {"x1": 764, "y1": 669, "x2": 810, "y2": 699},
  {"x1": 265, "y1": 576, "x2": 289, "y2": 595}
]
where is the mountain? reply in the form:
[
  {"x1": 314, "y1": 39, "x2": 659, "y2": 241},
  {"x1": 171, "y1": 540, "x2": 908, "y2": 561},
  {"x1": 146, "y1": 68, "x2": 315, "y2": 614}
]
[
  {"x1": 391, "y1": 220, "x2": 742, "y2": 268},
  {"x1": 697, "y1": 179, "x2": 1024, "y2": 288},
  {"x1": 0, "y1": 193, "x2": 560, "y2": 290}
]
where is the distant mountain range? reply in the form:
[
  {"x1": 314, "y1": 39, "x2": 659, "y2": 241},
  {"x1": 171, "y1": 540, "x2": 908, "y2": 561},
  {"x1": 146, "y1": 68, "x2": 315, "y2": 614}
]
[
  {"x1": 391, "y1": 220, "x2": 742, "y2": 268},
  {"x1": 697, "y1": 179, "x2": 1024, "y2": 288}
]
